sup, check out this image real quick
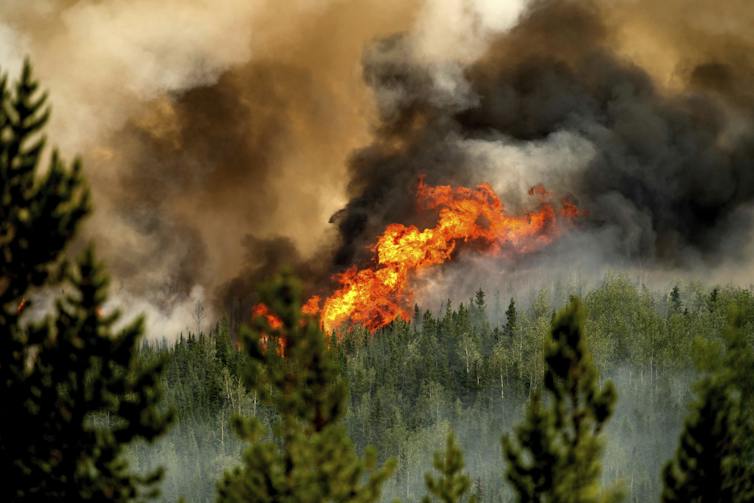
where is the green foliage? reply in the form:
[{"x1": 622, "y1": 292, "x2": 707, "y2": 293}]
[
  {"x1": 134, "y1": 276, "x2": 754, "y2": 502},
  {"x1": 0, "y1": 62, "x2": 171, "y2": 501},
  {"x1": 422, "y1": 432, "x2": 477, "y2": 503},
  {"x1": 0, "y1": 60, "x2": 89, "y2": 313},
  {"x1": 217, "y1": 272, "x2": 395, "y2": 503},
  {"x1": 502, "y1": 298, "x2": 622, "y2": 503},
  {"x1": 669, "y1": 286, "x2": 682, "y2": 315},
  {"x1": 661, "y1": 381, "x2": 752, "y2": 502},
  {"x1": 504, "y1": 298, "x2": 517, "y2": 340},
  {"x1": 662, "y1": 313, "x2": 754, "y2": 502}
]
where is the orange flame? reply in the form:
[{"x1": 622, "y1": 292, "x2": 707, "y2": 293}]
[
  {"x1": 251, "y1": 303, "x2": 285, "y2": 354},
  {"x1": 307, "y1": 178, "x2": 584, "y2": 334},
  {"x1": 302, "y1": 295, "x2": 321, "y2": 316}
]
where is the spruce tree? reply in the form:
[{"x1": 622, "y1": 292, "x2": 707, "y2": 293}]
[
  {"x1": 474, "y1": 289, "x2": 486, "y2": 311},
  {"x1": 0, "y1": 62, "x2": 171, "y2": 501},
  {"x1": 661, "y1": 380, "x2": 752, "y2": 502},
  {"x1": 504, "y1": 298, "x2": 517, "y2": 340},
  {"x1": 669, "y1": 286, "x2": 682, "y2": 315},
  {"x1": 422, "y1": 432, "x2": 478, "y2": 503},
  {"x1": 217, "y1": 271, "x2": 395, "y2": 503},
  {"x1": 662, "y1": 314, "x2": 754, "y2": 502},
  {"x1": 502, "y1": 298, "x2": 622, "y2": 503}
]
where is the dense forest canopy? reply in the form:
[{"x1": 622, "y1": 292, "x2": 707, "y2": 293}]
[
  {"x1": 3, "y1": 0, "x2": 754, "y2": 501},
  {"x1": 132, "y1": 276, "x2": 754, "y2": 502}
]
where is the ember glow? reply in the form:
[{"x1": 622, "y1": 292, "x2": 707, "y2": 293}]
[
  {"x1": 251, "y1": 303, "x2": 283, "y2": 330},
  {"x1": 16, "y1": 298, "x2": 28, "y2": 315},
  {"x1": 307, "y1": 179, "x2": 585, "y2": 334},
  {"x1": 251, "y1": 303, "x2": 285, "y2": 354}
]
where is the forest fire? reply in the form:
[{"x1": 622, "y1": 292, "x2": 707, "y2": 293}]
[
  {"x1": 304, "y1": 178, "x2": 585, "y2": 334},
  {"x1": 251, "y1": 303, "x2": 286, "y2": 354}
]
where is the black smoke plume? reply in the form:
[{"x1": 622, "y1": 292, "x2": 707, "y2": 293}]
[{"x1": 332, "y1": 0, "x2": 754, "y2": 273}]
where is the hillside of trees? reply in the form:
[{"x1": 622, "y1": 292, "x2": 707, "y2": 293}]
[
  {"x1": 131, "y1": 276, "x2": 753, "y2": 502},
  {"x1": 4, "y1": 62, "x2": 753, "y2": 503}
]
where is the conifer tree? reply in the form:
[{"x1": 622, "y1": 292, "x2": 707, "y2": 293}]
[
  {"x1": 661, "y1": 380, "x2": 752, "y2": 502},
  {"x1": 474, "y1": 289, "x2": 486, "y2": 311},
  {"x1": 217, "y1": 271, "x2": 395, "y2": 503},
  {"x1": 504, "y1": 298, "x2": 517, "y2": 340},
  {"x1": 502, "y1": 298, "x2": 621, "y2": 503},
  {"x1": 669, "y1": 286, "x2": 682, "y2": 315},
  {"x1": 422, "y1": 432, "x2": 478, "y2": 503},
  {"x1": 662, "y1": 314, "x2": 754, "y2": 502},
  {"x1": 707, "y1": 287, "x2": 719, "y2": 312},
  {"x1": 0, "y1": 62, "x2": 171, "y2": 501}
]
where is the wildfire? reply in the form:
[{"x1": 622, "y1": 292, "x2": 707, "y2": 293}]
[
  {"x1": 301, "y1": 295, "x2": 321, "y2": 316},
  {"x1": 306, "y1": 178, "x2": 584, "y2": 334},
  {"x1": 251, "y1": 303, "x2": 286, "y2": 354}
]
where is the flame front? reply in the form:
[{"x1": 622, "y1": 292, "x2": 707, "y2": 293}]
[
  {"x1": 308, "y1": 178, "x2": 584, "y2": 334},
  {"x1": 251, "y1": 303, "x2": 285, "y2": 354}
]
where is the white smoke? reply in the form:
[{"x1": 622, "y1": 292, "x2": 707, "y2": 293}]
[
  {"x1": 0, "y1": 0, "x2": 266, "y2": 153},
  {"x1": 108, "y1": 285, "x2": 211, "y2": 341},
  {"x1": 459, "y1": 130, "x2": 597, "y2": 204}
]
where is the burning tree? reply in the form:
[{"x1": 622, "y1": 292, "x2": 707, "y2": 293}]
[
  {"x1": 306, "y1": 178, "x2": 584, "y2": 335},
  {"x1": 217, "y1": 271, "x2": 395, "y2": 502},
  {"x1": 0, "y1": 62, "x2": 171, "y2": 501},
  {"x1": 502, "y1": 298, "x2": 622, "y2": 503}
]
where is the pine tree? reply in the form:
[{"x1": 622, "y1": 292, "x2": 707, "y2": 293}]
[
  {"x1": 474, "y1": 289, "x2": 486, "y2": 311},
  {"x1": 669, "y1": 286, "x2": 682, "y2": 315},
  {"x1": 504, "y1": 298, "x2": 517, "y2": 340},
  {"x1": 422, "y1": 432, "x2": 477, "y2": 503},
  {"x1": 217, "y1": 271, "x2": 395, "y2": 503},
  {"x1": 661, "y1": 381, "x2": 752, "y2": 502},
  {"x1": 502, "y1": 298, "x2": 622, "y2": 503},
  {"x1": 707, "y1": 287, "x2": 719, "y2": 313},
  {"x1": 0, "y1": 62, "x2": 171, "y2": 501},
  {"x1": 662, "y1": 314, "x2": 754, "y2": 502}
]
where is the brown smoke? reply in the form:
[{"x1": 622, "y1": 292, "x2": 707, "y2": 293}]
[
  {"x1": 337, "y1": 0, "x2": 754, "y2": 254},
  {"x1": 3, "y1": 0, "x2": 754, "y2": 335},
  {"x1": 606, "y1": 0, "x2": 754, "y2": 108},
  {"x1": 0, "y1": 0, "x2": 420, "y2": 327}
]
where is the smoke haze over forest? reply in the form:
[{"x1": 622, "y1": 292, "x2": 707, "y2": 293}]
[{"x1": 2, "y1": 0, "x2": 754, "y2": 337}]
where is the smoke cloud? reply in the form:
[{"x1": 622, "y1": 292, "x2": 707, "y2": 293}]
[
  {"x1": 332, "y1": 0, "x2": 754, "y2": 300},
  {"x1": 0, "y1": 0, "x2": 421, "y2": 333},
  {"x1": 2, "y1": 0, "x2": 754, "y2": 335}
]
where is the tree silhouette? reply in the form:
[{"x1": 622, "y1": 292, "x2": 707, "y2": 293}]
[
  {"x1": 217, "y1": 271, "x2": 395, "y2": 503},
  {"x1": 422, "y1": 432, "x2": 478, "y2": 503},
  {"x1": 502, "y1": 298, "x2": 622, "y2": 503},
  {"x1": 504, "y1": 298, "x2": 517, "y2": 340},
  {"x1": 669, "y1": 286, "x2": 682, "y2": 315},
  {"x1": 0, "y1": 61, "x2": 171, "y2": 501},
  {"x1": 662, "y1": 313, "x2": 754, "y2": 502}
]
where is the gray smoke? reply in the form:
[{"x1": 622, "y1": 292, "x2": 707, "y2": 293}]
[
  {"x1": 332, "y1": 0, "x2": 754, "y2": 282},
  {"x1": 3, "y1": 0, "x2": 754, "y2": 334}
]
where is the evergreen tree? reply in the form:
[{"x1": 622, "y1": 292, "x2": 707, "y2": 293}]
[
  {"x1": 707, "y1": 287, "x2": 719, "y2": 313},
  {"x1": 474, "y1": 289, "x2": 486, "y2": 311},
  {"x1": 504, "y1": 298, "x2": 517, "y2": 340},
  {"x1": 661, "y1": 380, "x2": 752, "y2": 503},
  {"x1": 669, "y1": 286, "x2": 682, "y2": 315},
  {"x1": 217, "y1": 271, "x2": 395, "y2": 503},
  {"x1": 422, "y1": 432, "x2": 477, "y2": 503},
  {"x1": 0, "y1": 62, "x2": 171, "y2": 501},
  {"x1": 662, "y1": 314, "x2": 754, "y2": 502},
  {"x1": 502, "y1": 298, "x2": 621, "y2": 503}
]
